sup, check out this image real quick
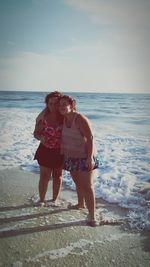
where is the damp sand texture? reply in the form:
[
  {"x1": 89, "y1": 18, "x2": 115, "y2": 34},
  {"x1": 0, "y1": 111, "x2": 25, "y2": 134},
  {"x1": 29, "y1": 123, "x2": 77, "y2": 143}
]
[{"x1": 0, "y1": 168, "x2": 150, "y2": 267}]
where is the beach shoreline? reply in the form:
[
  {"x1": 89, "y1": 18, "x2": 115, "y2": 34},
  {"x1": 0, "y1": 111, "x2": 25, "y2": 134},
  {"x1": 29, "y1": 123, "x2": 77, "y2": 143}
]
[{"x1": 0, "y1": 167, "x2": 150, "y2": 267}]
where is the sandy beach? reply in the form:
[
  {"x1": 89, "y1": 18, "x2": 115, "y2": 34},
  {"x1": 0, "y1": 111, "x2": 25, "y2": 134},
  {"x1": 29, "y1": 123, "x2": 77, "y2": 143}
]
[{"x1": 0, "y1": 168, "x2": 150, "y2": 267}]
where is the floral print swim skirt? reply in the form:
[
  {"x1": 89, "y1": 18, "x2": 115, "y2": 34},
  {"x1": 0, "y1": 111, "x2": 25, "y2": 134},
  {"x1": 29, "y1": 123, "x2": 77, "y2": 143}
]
[{"x1": 63, "y1": 155, "x2": 99, "y2": 171}]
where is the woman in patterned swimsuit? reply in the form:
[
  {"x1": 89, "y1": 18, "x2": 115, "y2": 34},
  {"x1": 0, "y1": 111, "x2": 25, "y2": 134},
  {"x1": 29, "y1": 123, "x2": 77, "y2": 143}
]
[{"x1": 34, "y1": 91, "x2": 64, "y2": 205}]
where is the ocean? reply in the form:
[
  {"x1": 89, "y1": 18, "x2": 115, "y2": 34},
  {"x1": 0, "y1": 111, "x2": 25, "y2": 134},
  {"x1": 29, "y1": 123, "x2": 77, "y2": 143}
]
[{"x1": 0, "y1": 91, "x2": 150, "y2": 231}]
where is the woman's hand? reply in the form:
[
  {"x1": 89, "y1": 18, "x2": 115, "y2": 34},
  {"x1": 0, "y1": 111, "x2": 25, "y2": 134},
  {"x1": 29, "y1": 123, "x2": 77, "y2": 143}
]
[
  {"x1": 85, "y1": 157, "x2": 95, "y2": 171},
  {"x1": 40, "y1": 135, "x2": 46, "y2": 144}
]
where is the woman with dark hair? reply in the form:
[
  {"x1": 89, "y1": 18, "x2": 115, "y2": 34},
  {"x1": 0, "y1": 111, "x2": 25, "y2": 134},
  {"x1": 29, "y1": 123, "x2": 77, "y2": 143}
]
[
  {"x1": 59, "y1": 95, "x2": 99, "y2": 226},
  {"x1": 33, "y1": 91, "x2": 64, "y2": 205}
]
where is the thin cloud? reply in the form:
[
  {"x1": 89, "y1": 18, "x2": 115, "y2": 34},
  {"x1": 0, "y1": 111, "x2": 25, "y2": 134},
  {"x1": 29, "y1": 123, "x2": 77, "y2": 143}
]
[
  {"x1": 63, "y1": 0, "x2": 150, "y2": 27},
  {"x1": 0, "y1": 0, "x2": 149, "y2": 92},
  {"x1": 0, "y1": 49, "x2": 149, "y2": 92}
]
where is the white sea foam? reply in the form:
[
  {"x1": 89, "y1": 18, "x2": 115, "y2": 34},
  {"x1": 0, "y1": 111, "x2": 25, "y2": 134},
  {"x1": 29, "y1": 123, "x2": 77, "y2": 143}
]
[{"x1": 0, "y1": 108, "x2": 39, "y2": 171}]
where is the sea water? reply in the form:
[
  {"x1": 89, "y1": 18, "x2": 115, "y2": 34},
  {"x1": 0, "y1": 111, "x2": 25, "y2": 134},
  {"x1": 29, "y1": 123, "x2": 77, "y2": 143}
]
[{"x1": 0, "y1": 91, "x2": 150, "y2": 230}]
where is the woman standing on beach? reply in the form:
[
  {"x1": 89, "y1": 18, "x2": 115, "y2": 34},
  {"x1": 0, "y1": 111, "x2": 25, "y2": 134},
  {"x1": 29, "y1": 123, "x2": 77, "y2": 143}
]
[
  {"x1": 33, "y1": 91, "x2": 64, "y2": 205},
  {"x1": 59, "y1": 95, "x2": 99, "y2": 226}
]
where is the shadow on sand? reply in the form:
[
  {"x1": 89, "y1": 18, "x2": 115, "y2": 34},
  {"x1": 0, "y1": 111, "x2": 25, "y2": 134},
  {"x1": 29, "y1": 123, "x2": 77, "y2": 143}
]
[{"x1": 0, "y1": 201, "x2": 125, "y2": 238}]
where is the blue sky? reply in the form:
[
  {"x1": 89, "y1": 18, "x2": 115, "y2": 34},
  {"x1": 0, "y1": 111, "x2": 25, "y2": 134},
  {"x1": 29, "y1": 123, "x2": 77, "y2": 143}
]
[{"x1": 0, "y1": 0, "x2": 150, "y2": 93}]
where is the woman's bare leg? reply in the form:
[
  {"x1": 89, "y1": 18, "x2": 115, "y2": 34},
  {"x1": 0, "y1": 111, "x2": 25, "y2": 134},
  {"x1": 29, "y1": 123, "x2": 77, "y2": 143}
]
[
  {"x1": 70, "y1": 171, "x2": 85, "y2": 208},
  {"x1": 39, "y1": 166, "x2": 52, "y2": 202},
  {"x1": 52, "y1": 168, "x2": 63, "y2": 202},
  {"x1": 77, "y1": 170, "x2": 96, "y2": 221}
]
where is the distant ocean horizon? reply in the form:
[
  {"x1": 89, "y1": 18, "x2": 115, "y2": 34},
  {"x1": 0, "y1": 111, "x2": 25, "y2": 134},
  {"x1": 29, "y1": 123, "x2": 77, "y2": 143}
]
[{"x1": 0, "y1": 90, "x2": 150, "y2": 231}]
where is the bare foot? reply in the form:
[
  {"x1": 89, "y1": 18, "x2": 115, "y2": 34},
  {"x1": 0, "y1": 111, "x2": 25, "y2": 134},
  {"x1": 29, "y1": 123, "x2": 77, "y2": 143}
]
[
  {"x1": 46, "y1": 199, "x2": 61, "y2": 207},
  {"x1": 67, "y1": 203, "x2": 86, "y2": 210},
  {"x1": 87, "y1": 219, "x2": 99, "y2": 227}
]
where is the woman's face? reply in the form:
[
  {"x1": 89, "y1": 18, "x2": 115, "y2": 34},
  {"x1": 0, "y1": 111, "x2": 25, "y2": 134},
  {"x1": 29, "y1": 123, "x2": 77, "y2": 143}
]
[
  {"x1": 47, "y1": 97, "x2": 59, "y2": 113},
  {"x1": 59, "y1": 99, "x2": 72, "y2": 115}
]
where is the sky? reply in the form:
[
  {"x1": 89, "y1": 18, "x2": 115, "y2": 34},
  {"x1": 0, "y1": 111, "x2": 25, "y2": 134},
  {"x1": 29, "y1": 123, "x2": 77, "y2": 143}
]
[{"x1": 0, "y1": 0, "x2": 150, "y2": 93}]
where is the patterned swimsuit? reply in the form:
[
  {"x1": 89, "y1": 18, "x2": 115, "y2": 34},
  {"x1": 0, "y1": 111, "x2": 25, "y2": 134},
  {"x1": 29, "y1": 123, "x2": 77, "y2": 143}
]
[
  {"x1": 34, "y1": 120, "x2": 64, "y2": 168},
  {"x1": 42, "y1": 120, "x2": 62, "y2": 149}
]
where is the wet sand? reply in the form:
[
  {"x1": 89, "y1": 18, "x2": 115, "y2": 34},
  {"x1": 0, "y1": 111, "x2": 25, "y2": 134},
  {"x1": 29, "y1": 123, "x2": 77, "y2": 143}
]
[{"x1": 0, "y1": 168, "x2": 150, "y2": 267}]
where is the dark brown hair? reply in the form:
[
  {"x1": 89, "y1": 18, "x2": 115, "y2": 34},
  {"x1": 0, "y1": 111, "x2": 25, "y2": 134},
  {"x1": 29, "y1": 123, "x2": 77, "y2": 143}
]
[
  {"x1": 45, "y1": 91, "x2": 63, "y2": 105},
  {"x1": 60, "y1": 95, "x2": 76, "y2": 111}
]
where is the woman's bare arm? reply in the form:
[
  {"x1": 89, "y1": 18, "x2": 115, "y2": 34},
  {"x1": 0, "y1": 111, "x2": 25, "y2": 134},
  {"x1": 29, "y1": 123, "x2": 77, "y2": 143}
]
[
  {"x1": 36, "y1": 107, "x2": 48, "y2": 124},
  {"x1": 33, "y1": 120, "x2": 44, "y2": 141},
  {"x1": 76, "y1": 114, "x2": 95, "y2": 170}
]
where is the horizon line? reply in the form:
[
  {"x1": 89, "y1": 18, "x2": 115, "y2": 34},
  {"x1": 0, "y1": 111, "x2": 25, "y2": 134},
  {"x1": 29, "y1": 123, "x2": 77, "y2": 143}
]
[{"x1": 0, "y1": 89, "x2": 149, "y2": 94}]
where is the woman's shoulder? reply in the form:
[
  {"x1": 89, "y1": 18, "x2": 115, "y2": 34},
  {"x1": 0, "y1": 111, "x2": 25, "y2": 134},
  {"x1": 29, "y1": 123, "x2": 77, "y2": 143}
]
[
  {"x1": 76, "y1": 113, "x2": 89, "y2": 122},
  {"x1": 75, "y1": 113, "x2": 90, "y2": 127}
]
